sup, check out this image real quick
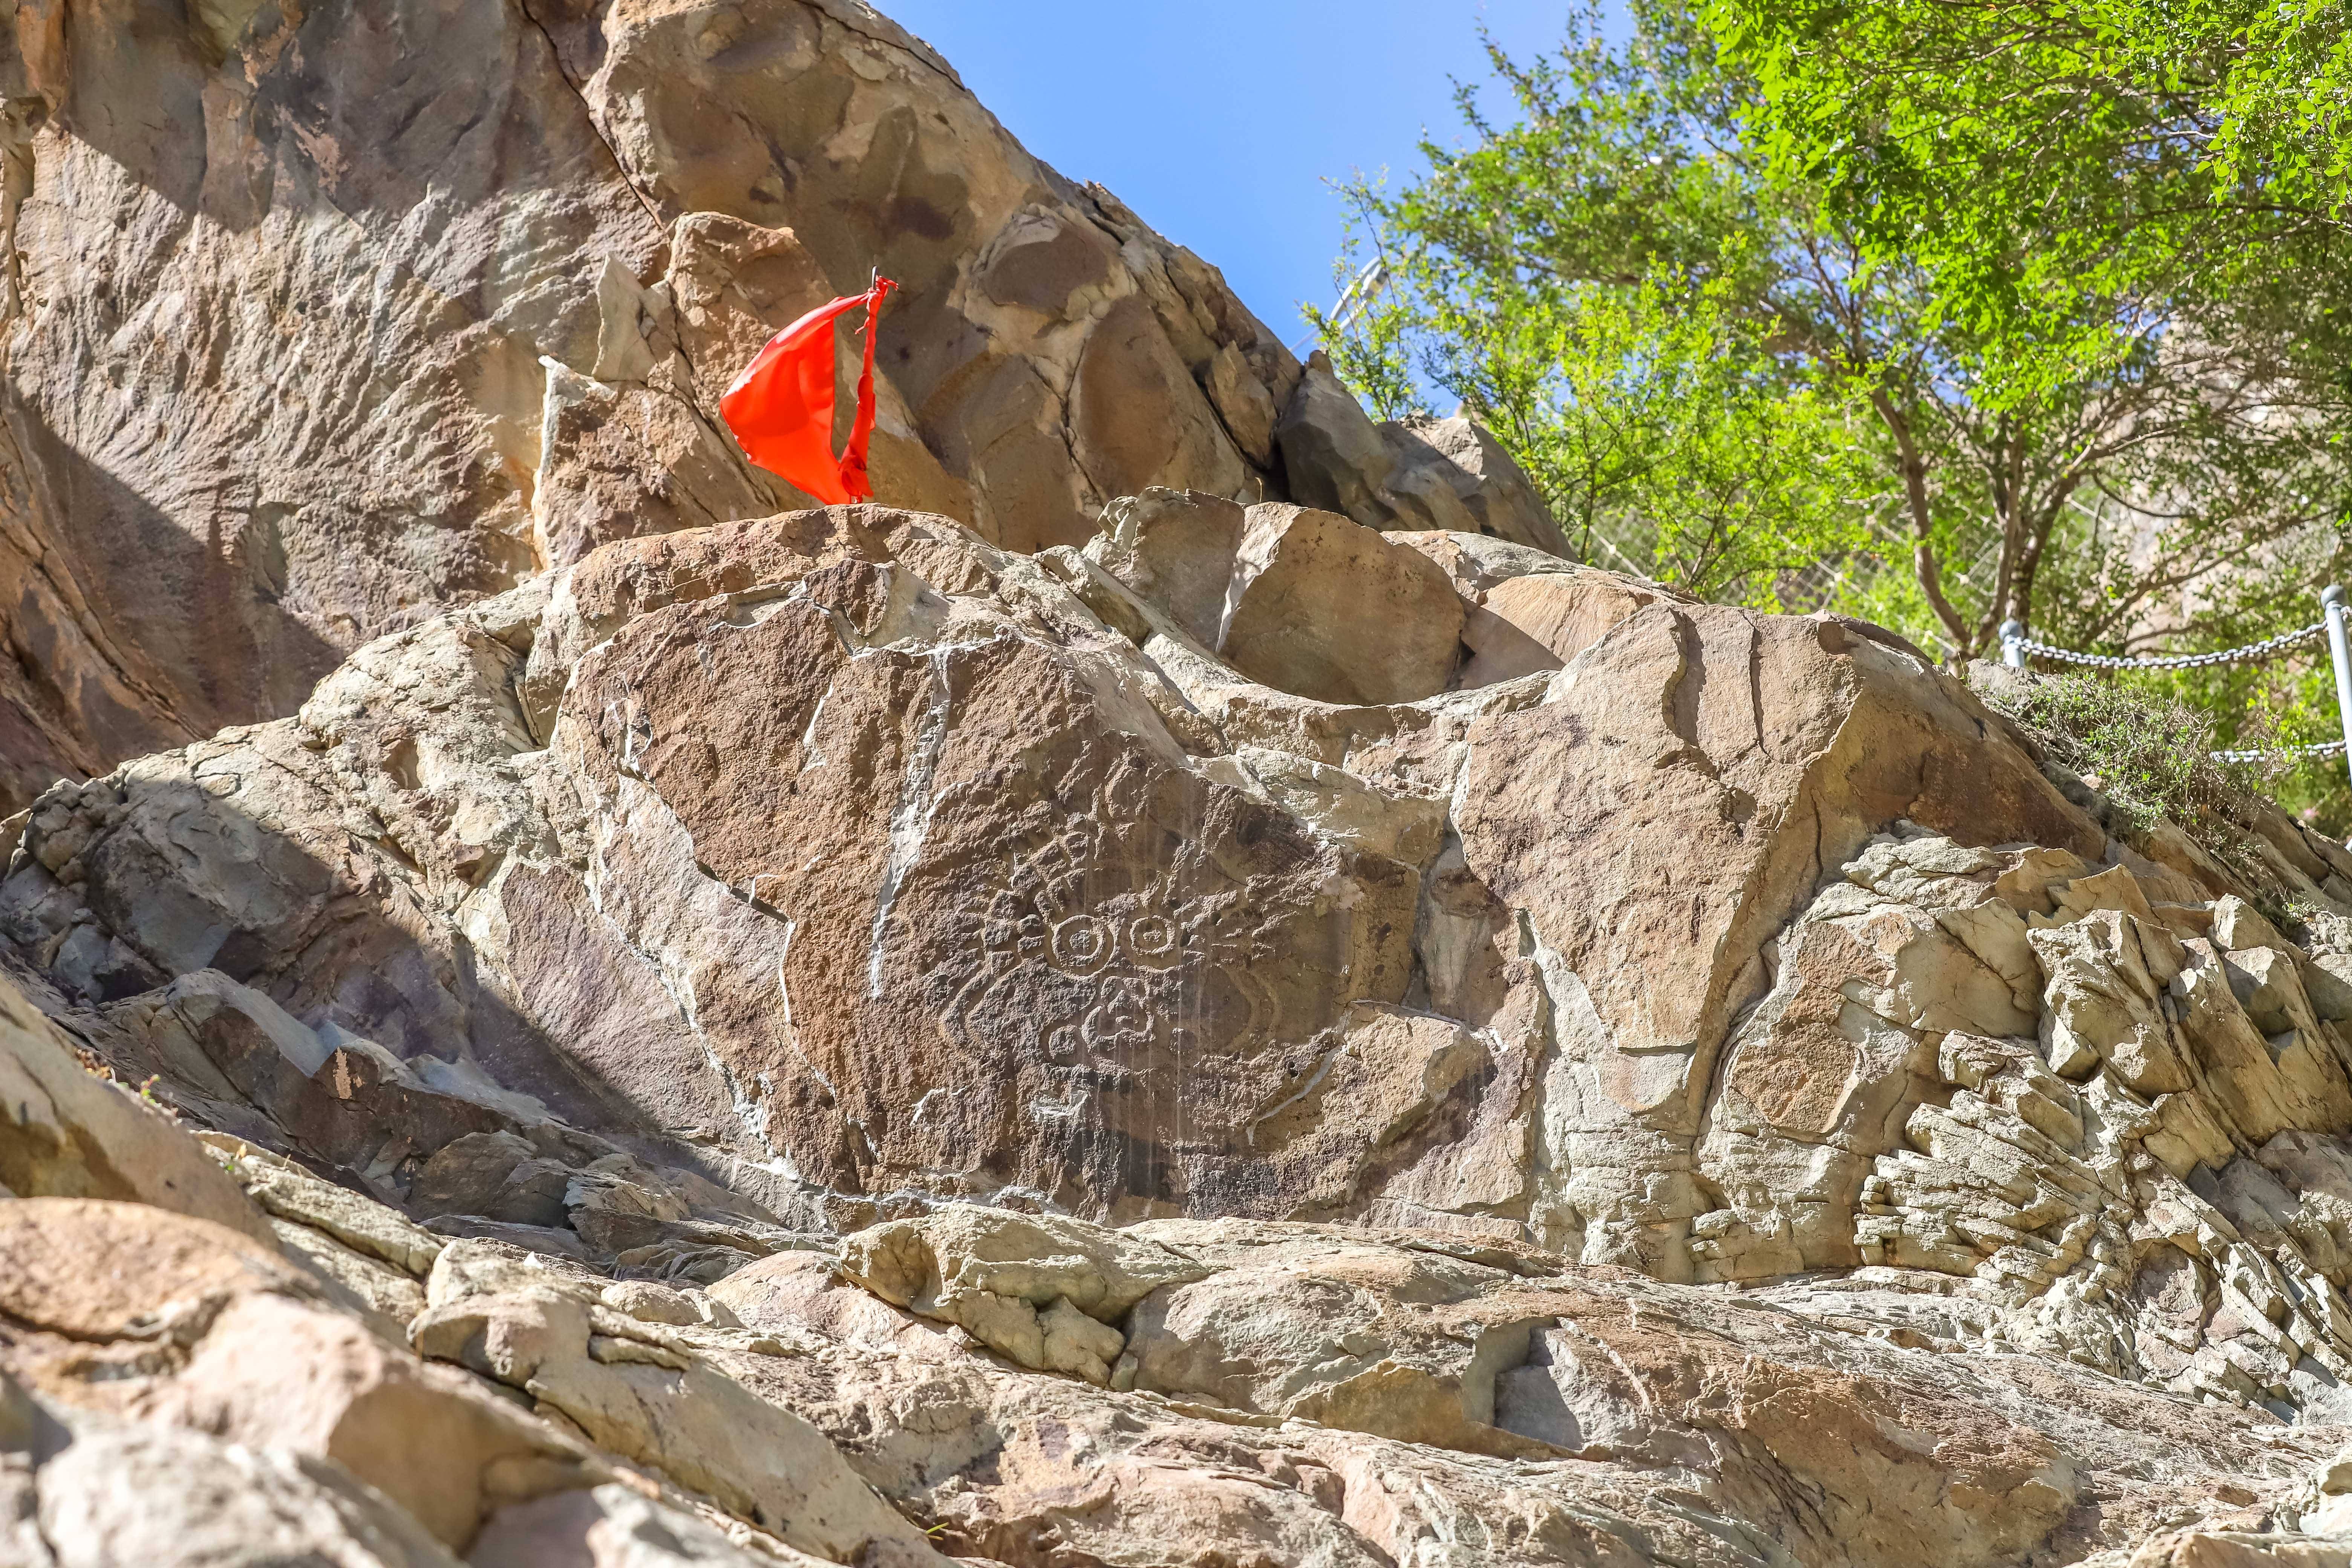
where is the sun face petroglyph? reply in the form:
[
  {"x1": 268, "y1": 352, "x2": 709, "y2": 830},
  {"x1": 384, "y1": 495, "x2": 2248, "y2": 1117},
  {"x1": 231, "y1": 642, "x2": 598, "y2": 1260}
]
[{"x1": 943, "y1": 819, "x2": 1282, "y2": 1075}]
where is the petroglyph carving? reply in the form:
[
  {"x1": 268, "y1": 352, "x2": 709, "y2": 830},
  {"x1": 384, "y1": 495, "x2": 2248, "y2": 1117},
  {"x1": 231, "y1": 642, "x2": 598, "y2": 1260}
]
[{"x1": 945, "y1": 815, "x2": 1281, "y2": 1078}]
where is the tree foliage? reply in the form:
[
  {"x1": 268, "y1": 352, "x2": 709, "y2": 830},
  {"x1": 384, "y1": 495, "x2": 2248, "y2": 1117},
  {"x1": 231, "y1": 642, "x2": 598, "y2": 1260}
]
[
  {"x1": 1322, "y1": 0, "x2": 2352, "y2": 819},
  {"x1": 1315, "y1": 9, "x2": 1876, "y2": 609}
]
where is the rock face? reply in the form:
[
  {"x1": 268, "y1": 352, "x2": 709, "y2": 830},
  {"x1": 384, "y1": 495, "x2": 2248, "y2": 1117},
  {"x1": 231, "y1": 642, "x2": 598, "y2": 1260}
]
[
  {"x1": 20, "y1": 2, "x2": 2352, "y2": 1564},
  {"x1": 1221, "y1": 504, "x2": 1465, "y2": 705},
  {"x1": 0, "y1": 966, "x2": 267, "y2": 1237},
  {"x1": 1275, "y1": 355, "x2": 1570, "y2": 556},
  {"x1": 15, "y1": 490, "x2": 2352, "y2": 1559},
  {"x1": 0, "y1": 0, "x2": 1546, "y2": 816},
  {"x1": 0, "y1": 502, "x2": 2099, "y2": 1254}
]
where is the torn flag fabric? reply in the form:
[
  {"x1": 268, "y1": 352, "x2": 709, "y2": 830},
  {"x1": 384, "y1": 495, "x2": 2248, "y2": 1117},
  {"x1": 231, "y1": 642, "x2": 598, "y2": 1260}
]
[{"x1": 719, "y1": 276, "x2": 896, "y2": 505}]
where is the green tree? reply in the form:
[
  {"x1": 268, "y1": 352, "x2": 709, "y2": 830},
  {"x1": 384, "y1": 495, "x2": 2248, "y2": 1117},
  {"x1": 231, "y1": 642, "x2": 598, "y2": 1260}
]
[
  {"x1": 1323, "y1": 2, "x2": 2352, "y2": 677},
  {"x1": 1329, "y1": 255, "x2": 1873, "y2": 602},
  {"x1": 1317, "y1": 8, "x2": 1876, "y2": 610},
  {"x1": 1698, "y1": 0, "x2": 2352, "y2": 818}
]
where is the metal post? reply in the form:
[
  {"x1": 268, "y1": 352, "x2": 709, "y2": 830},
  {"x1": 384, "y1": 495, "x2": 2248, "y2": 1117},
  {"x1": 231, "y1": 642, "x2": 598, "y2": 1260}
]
[
  {"x1": 2324, "y1": 586, "x2": 2352, "y2": 798},
  {"x1": 2000, "y1": 620, "x2": 2026, "y2": 671}
]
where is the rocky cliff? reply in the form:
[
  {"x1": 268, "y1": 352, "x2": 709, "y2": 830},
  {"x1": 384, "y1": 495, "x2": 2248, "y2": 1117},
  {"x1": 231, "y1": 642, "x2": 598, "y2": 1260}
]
[
  {"x1": 9, "y1": 3, "x2": 2352, "y2": 1567},
  {"x1": 0, "y1": 0, "x2": 1559, "y2": 817}
]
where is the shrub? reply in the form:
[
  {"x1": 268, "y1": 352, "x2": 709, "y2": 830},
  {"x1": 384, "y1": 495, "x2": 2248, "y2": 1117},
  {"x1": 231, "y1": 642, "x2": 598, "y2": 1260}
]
[{"x1": 1984, "y1": 672, "x2": 2236, "y2": 838}]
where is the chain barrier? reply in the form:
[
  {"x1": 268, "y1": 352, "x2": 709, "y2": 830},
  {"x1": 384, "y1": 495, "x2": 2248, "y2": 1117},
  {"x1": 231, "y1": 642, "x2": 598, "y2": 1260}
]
[
  {"x1": 2211, "y1": 739, "x2": 2350, "y2": 764},
  {"x1": 2000, "y1": 589, "x2": 2352, "y2": 779},
  {"x1": 2007, "y1": 621, "x2": 2329, "y2": 670}
]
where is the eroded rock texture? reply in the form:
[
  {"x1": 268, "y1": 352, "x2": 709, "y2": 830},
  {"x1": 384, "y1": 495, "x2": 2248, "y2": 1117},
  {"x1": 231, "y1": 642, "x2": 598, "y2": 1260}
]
[
  {"x1": 16, "y1": 2, "x2": 2352, "y2": 1564},
  {"x1": 0, "y1": 0, "x2": 1560, "y2": 815},
  {"x1": 12, "y1": 487, "x2": 2352, "y2": 1562}
]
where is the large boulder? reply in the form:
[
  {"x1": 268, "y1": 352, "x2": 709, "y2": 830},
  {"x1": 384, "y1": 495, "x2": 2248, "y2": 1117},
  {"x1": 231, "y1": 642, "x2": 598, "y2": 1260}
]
[
  {"x1": 7, "y1": 0, "x2": 1537, "y2": 815},
  {"x1": 1378, "y1": 416, "x2": 1569, "y2": 555},
  {"x1": 839, "y1": 1205, "x2": 1208, "y2": 1382},
  {"x1": 1272, "y1": 358, "x2": 1570, "y2": 555},
  {"x1": 0, "y1": 968, "x2": 268, "y2": 1242},
  {"x1": 1116, "y1": 1234, "x2": 1554, "y2": 1454},
  {"x1": 410, "y1": 1238, "x2": 948, "y2": 1566},
  {"x1": 1452, "y1": 604, "x2": 2101, "y2": 1274},
  {"x1": 0, "y1": 507, "x2": 2121, "y2": 1266},
  {"x1": 0, "y1": 1200, "x2": 593, "y2": 1550},
  {"x1": 1081, "y1": 488, "x2": 1247, "y2": 649},
  {"x1": 29, "y1": 1413, "x2": 471, "y2": 1568},
  {"x1": 1219, "y1": 504, "x2": 1465, "y2": 705},
  {"x1": 1389, "y1": 530, "x2": 1672, "y2": 688}
]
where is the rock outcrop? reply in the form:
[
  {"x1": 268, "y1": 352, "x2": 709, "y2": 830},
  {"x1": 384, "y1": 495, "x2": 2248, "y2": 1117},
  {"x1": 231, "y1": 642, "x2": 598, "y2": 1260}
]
[
  {"x1": 0, "y1": 0, "x2": 1556, "y2": 816},
  {"x1": 12, "y1": 487, "x2": 2352, "y2": 1559},
  {"x1": 18, "y1": 1, "x2": 2352, "y2": 1563},
  {"x1": 0, "y1": 501, "x2": 2096, "y2": 1251}
]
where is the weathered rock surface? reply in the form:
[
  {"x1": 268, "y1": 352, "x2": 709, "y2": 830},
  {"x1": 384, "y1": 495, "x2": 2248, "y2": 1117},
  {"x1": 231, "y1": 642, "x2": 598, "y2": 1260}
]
[
  {"x1": 1392, "y1": 531, "x2": 1673, "y2": 689},
  {"x1": 0, "y1": 966, "x2": 267, "y2": 1240},
  {"x1": 15, "y1": 487, "x2": 2352, "y2": 1558},
  {"x1": 1081, "y1": 488, "x2": 1247, "y2": 649},
  {"x1": 26, "y1": 1410, "x2": 473, "y2": 1568},
  {"x1": 524, "y1": 1211, "x2": 2352, "y2": 1568},
  {"x1": 0, "y1": 0, "x2": 1547, "y2": 816},
  {"x1": 467, "y1": 1484, "x2": 820, "y2": 1568},
  {"x1": 1220, "y1": 504, "x2": 1466, "y2": 705},
  {"x1": 409, "y1": 1237, "x2": 946, "y2": 1565},
  {"x1": 0, "y1": 1198, "x2": 598, "y2": 1549},
  {"x1": 24, "y1": 1, "x2": 2352, "y2": 1562},
  {"x1": 1275, "y1": 355, "x2": 1571, "y2": 556},
  {"x1": 840, "y1": 1204, "x2": 1207, "y2": 1382}
]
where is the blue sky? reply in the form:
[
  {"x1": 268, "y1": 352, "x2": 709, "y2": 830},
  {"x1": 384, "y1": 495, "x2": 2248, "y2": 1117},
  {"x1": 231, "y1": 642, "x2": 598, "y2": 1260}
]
[{"x1": 882, "y1": 2, "x2": 1570, "y2": 349}]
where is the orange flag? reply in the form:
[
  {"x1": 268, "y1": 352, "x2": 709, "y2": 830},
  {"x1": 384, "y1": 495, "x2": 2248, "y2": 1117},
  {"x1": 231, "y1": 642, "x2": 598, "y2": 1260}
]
[{"x1": 720, "y1": 276, "x2": 896, "y2": 505}]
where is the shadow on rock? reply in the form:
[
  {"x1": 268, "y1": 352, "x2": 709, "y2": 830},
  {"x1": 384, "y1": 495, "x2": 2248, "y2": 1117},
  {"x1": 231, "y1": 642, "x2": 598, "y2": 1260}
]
[{"x1": 0, "y1": 764, "x2": 813, "y2": 1284}]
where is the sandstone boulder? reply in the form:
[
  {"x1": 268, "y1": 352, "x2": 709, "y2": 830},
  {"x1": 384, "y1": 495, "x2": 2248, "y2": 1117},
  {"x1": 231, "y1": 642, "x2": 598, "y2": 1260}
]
[
  {"x1": 1220, "y1": 504, "x2": 1466, "y2": 704},
  {"x1": 707, "y1": 1250, "x2": 962, "y2": 1359},
  {"x1": 1080, "y1": 488, "x2": 1248, "y2": 648},
  {"x1": 1455, "y1": 604, "x2": 2101, "y2": 1274},
  {"x1": 409, "y1": 1276, "x2": 944, "y2": 1565},
  {"x1": 32, "y1": 1414, "x2": 470, "y2": 1568},
  {"x1": 1378, "y1": 416, "x2": 1570, "y2": 556},
  {"x1": 1272, "y1": 358, "x2": 1404, "y2": 533},
  {"x1": 412, "y1": 1131, "x2": 576, "y2": 1232},
  {"x1": 1273, "y1": 358, "x2": 1567, "y2": 553},
  {"x1": 0, "y1": 971, "x2": 267, "y2": 1241},
  {"x1": 841, "y1": 1206, "x2": 1208, "y2": 1383},
  {"x1": 2, "y1": 0, "x2": 1579, "y2": 815},
  {"x1": 535, "y1": 536, "x2": 1421, "y2": 1220},
  {"x1": 0, "y1": 1200, "x2": 591, "y2": 1550},
  {"x1": 1116, "y1": 1236, "x2": 1551, "y2": 1454},
  {"x1": 1470, "y1": 570, "x2": 1663, "y2": 684},
  {"x1": 467, "y1": 1485, "x2": 807, "y2": 1568},
  {"x1": 1390, "y1": 530, "x2": 1670, "y2": 688}
]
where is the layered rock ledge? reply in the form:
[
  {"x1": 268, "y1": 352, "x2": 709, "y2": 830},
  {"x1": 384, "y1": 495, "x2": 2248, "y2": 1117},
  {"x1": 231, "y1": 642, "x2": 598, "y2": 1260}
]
[{"x1": 11, "y1": 496, "x2": 2352, "y2": 1564}]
